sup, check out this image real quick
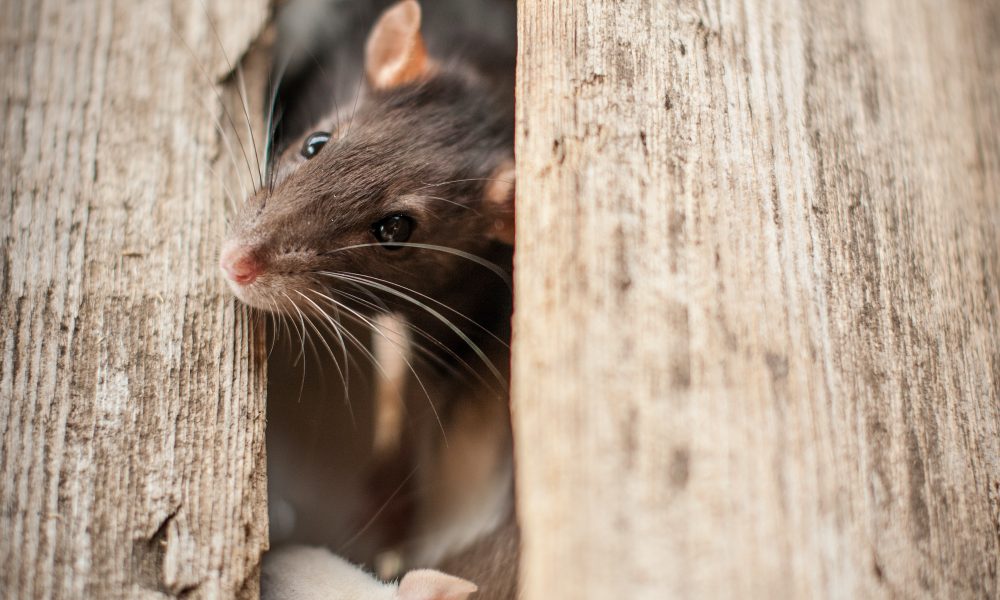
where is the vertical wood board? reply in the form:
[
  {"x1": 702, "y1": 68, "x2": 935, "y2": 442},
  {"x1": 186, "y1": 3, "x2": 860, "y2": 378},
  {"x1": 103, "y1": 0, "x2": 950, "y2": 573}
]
[
  {"x1": 1, "y1": 0, "x2": 270, "y2": 597},
  {"x1": 513, "y1": 1, "x2": 1000, "y2": 598}
]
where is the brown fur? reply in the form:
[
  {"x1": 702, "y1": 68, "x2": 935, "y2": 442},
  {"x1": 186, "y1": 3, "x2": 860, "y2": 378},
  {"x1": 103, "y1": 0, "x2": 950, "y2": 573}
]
[{"x1": 224, "y1": 0, "x2": 519, "y2": 596}]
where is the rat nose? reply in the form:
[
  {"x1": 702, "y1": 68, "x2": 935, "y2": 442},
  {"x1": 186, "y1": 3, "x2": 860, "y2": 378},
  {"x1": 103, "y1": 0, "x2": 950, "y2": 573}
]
[{"x1": 220, "y1": 244, "x2": 261, "y2": 285}]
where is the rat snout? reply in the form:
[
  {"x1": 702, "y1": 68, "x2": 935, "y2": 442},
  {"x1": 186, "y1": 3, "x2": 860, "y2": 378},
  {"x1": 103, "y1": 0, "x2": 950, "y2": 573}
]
[{"x1": 220, "y1": 244, "x2": 262, "y2": 285}]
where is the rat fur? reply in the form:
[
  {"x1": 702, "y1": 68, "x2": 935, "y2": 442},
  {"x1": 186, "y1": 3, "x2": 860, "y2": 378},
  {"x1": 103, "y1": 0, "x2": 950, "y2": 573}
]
[
  {"x1": 221, "y1": 1, "x2": 519, "y2": 596},
  {"x1": 262, "y1": 545, "x2": 478, "y2": 600}
]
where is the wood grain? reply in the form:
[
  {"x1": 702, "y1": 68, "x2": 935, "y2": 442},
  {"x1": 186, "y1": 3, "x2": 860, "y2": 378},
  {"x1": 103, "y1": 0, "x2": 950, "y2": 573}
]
[
  {"x1": 0, "y1": 0, "x2": 270, "y2": 597},
  {"x1": 512, "y1": 0, "x2": 1000, "y2": 598}
]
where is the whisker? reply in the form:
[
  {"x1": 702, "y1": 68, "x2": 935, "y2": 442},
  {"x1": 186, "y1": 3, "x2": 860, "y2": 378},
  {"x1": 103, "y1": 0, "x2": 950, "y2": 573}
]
[
  {"x1": 311, "y1": 288, "x2": 354, "y2": 391},
  {"x1": 339, "y1": 271, "x2": 509, "y2": 349},
  {"x1": 327, "y1": 272, "x2": 506, "y2": 390},
  {"x1": 302, "y1": 302, "x2": 372, "y2": 388},
  {"x1": 305, "y1": 289, "x2": 448, "y2": 446},
  {"x1": 301, "y1": 43, "x2": 343, "y2": 139},
  {"x1": 198, "y1": 0, "x2": 264, "y2": 188},
  {"x1": 422, "y1": 195, "x2": 481, "y2": 214},
  {"x1": 266, "y1": 299, "x2": 282, "y2": 360},
  {"x1": 281, "y1": 292, "x2": 312, "y2": 402},
  {"x1": 344, "y1": 65, "x2": 366, "y2": 140},
  {"x1": 300, "y1": 292, "x2": 400, "y2": 397},
  {"x1": 198, "y1": 157, "x2": 241, "y2": 215},
  {"x1": 321, "y1": 243, "x2": 511, "y2": 288},
  {"x1": 235, "y1": 65, "x2": 264, "y2": 188},
  {"x1": 186, "y1": 90, "x2": 251, "y2": 201},
  {"x1": 293, "y1": 292, "x2": 355, "y2": 426},
  {"x1": 337, "y1": 465, "x2": 419, "y2": 554},
  {"x1": 316, "y1": 279, "x2": 463, "y2": 380},
  {"x1": 168, "y1": 20, "x2": 258, "y2": 193},
  {"x1": 415, "y1": 177, "x2": 514, "y2": 192},
  {"x1": 330, "y1": 286, "x2": 485, "y2": 389},
  {"x1": 308, "y1": 291, "x2": 418, "y2": 382},
  {"x1": 310, "y1": 309, "x2": 369, "y2": 384},
  {"x1": 289, "y1": 298, "x2": 311, "y2": 400}
]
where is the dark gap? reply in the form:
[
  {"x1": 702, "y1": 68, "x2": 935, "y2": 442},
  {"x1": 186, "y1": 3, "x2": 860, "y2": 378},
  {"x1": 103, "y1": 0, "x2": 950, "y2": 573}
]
[{"x1": 231, "y1": 0, "x2": 518, "y2": 593}]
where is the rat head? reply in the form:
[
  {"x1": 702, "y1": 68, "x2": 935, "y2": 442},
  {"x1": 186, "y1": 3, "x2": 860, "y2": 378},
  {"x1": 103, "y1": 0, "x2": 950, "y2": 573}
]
[{"x1": 220, "y1": 0, "x2": 514, "y2": 321}]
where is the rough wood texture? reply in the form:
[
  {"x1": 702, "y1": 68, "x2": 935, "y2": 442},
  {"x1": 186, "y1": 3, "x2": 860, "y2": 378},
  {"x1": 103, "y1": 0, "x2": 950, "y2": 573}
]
[
  {"x1": 513, "y1": 1, "x2": 1000, "y2": 598},
  {"x1": 1, "y1": 0, "x2": 270, "y2": 597}
]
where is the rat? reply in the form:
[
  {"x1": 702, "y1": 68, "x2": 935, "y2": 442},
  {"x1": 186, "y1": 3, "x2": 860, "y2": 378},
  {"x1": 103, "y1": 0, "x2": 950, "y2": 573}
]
[
  {"x1": 220, "y1": 0, "x2": 519, "y2": 596},
  {"x1": 262, "y1": 545, "x2": 477, "y2": 600},
  {"x1": 221, "y1": 0, "x2": 515, "y2": 355}
]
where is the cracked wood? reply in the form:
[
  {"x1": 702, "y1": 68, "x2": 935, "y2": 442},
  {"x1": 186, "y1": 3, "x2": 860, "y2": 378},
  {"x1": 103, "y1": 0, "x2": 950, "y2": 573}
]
[
  {"x1": 1, "y1": 0, "x2": 270, "y2": 597},
  {"x1": 512, "y1": 0, "x2": 1000, "y2": 598}
]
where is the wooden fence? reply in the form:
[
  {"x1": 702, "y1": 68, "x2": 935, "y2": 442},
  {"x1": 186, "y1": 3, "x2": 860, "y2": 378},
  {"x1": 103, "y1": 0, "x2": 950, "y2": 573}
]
[{"x1": 2, "y1": 0, "x2": 999, "y2": 598}]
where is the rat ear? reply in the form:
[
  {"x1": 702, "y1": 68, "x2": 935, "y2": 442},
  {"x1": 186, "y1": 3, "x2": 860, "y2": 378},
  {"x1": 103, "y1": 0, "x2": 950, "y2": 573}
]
[
  {"x1": 483, "y1": 159, "x2": 515, "y2": 245},
  {"x1": 366, "y1": 0, "x2": 432, "y2": 90},
  {"x1": 396, "y1": 569, "x2": 478, "y2": 600}
]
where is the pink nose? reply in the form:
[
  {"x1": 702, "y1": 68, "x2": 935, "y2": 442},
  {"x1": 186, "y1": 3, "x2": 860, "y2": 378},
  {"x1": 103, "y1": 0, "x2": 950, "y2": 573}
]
[{"x1": 220, "y1": 245, "x2": 261, "y2": 285}]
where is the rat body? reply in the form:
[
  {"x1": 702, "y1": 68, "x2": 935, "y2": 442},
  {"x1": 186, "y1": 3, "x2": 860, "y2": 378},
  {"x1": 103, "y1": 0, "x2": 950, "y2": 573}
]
[
  {"x1": 222, "y1": 0, "x2": 518, "y2": 597},
  {"x1": 262, "y1": 545, "x2": 477, "y2": 600}
]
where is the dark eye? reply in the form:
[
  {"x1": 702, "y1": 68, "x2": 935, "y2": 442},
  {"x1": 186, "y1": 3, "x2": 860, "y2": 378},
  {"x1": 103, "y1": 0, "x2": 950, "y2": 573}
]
[
  {"x1": 371, "y1": 214, "x2": 414, "y2": 249},
  {"x1": 300, "y1": 131, "x2": 331, "y2": 159}
]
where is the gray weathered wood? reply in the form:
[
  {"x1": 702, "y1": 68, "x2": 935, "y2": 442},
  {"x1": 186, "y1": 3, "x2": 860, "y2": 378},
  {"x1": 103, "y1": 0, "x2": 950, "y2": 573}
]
[
  {"x1": 512, "y1": 0, "x2": 1000, "y2": 598},
  {"x1": 1, "y1": 0, "x2": 270, "y2": 597}
]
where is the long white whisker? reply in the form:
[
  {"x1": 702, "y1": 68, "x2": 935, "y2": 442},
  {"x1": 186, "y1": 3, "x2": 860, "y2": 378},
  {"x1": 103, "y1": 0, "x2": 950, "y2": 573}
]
[
  {"x1": 293, "y1": 292, "x2": 355, "y2": 425},
  {"x1": 169, "y1": 21, "x2": 258, "y2": 192},
  {"x1": 344, "y1": 68, "x2": 365, "y2": 140},
  {"x1": 415, "y1": 177, "x2": 514, "y2": 192},
  {"x1": 265, "y1": 300, "x2": 281, "y2": 360},
  {"x1": 198, "y1": 0, "x2": 264, "y2": 188},
  {"x1": 199, "y1": 157, "x2": 241, "y2": 215},
  {"x1": 302, "y1": 284, "x2": 354, "y2": 390},
  {"x1": 286, "y1": 295, "x2": 311, "y2": 400},
  {"x1": 338, "y1": 271, "x2": 509, "y2": 348},
  {"x1": 281, "y1": 293, "x2": 311, "y2": 404},
  {"x1": 330, "y1": 286, "x2": 482, "y2": 387},
  {"x1": 235, "y1": 65, "x2": 264, "y2": 188},
  {"x1": 322, "y1": 243, "x2": 511, "y2": 288},
  {"x1": 328, "y1": 272, "x2": 506, "y2": 390},
  {"x1": 300, "y1": 293, "x2": 397, "y2": 393},
  {"x1": 313, "y1": 279, "x2": 441, "y2": 385},
  {"x1": 187, "y1": 91, "x2": 251, "y2": 201},
  {"x1": 422, "y1": 195, "x2": 481, "y2": 214},
  {"x1": 337, "y1": 465, "x2": 419, "y2": 554},
  {"x1": 303, "y1": 301, "x2": 371, "y2": 384},
  {"x1": 305, "y1": 288, "x2": 448, "y2": 445}
]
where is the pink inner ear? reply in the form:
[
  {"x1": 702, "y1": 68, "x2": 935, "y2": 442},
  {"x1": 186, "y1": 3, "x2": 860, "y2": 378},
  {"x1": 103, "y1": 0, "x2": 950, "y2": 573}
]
[
  {"x1": 365, "y1": 0, "x2": 430, "y2": 89},
  {"x1": 483, "y1": 160, "x2": 515, "y2": 244},
  {"x1": 397, "y1": 569, "x2": 478, "y2": 600}
]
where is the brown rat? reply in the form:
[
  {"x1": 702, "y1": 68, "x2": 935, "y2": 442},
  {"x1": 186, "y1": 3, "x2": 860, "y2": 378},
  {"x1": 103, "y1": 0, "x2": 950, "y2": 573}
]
[
  {"x1": 221, "y1": 0, "x2": 519, "y2": 597},
  {"x1": 221, "y1": 0, "x2": 515, "y2": 340}
]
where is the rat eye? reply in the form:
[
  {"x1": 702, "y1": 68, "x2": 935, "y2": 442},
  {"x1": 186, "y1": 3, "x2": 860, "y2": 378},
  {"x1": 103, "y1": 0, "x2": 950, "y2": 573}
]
[
  {"x1": 371, "y1": 214, "x2": 414, "y2": 249},
  {"x1": 301, "y1": 131, "x2": 331, "y2": 159}
]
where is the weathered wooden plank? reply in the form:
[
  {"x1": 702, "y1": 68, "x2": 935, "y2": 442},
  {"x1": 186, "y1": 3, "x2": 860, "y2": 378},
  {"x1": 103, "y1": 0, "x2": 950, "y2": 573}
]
[
  {"x1": 0, "y1": 0, "x2": 270, "y2": 597},
  {"x1": 512, "y1": 0, "x2": 1000, "y2": 598}
]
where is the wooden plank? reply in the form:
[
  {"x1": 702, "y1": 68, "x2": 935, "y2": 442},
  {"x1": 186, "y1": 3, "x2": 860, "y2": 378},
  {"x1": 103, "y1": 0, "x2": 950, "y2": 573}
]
[
  {"x1": 512, "y1": 0, "x2": 1000, "y2": 598},
  {"x1": 0, "y1": 0, "x2": 270, "y2": 597}
]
